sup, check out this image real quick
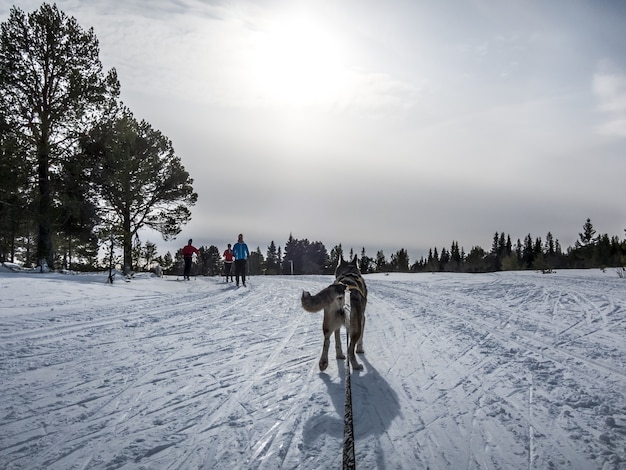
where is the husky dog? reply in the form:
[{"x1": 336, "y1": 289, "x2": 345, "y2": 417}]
[{"x1": 301, "y1": 256, "x2": 367, "y2": 371}]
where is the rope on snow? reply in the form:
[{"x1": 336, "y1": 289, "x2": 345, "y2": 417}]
[{"x1": 343, "y1": 309, "x2": 356, "y2": 469}]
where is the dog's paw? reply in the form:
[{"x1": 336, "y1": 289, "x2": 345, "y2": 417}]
[
  {"x1": 336, "y1": 353, "x2": 346, "y2": 360},
  {"x1": 319, "y1": 360, "x2": 329, "y2": 371},
  {"x1": 356, "y1": 348, "x2": 364, "y2": 354},
  {"x1": 349, "y1": 356, "x2": 363, "y2": 370}
]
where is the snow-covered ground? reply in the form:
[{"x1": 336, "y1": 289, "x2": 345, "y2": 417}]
[{"x1": 1, "y1": 267, "x2": 625, "y2": 469}]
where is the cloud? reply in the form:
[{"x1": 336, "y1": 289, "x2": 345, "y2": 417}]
[
  {"x1": 595, "y1": 118, "x2": 626, "y2": 138},
  {"x1": 331, "y1": 71, "x2": 422, "y2": 116},
  {"x1": 593, "y1": 72, "x2": 626, "y2": 113},
  {"x1": 80, "y1": 1, "x2": 423, "y2": 118},
  {"x1": 593, "y1": 61, "x2": 626, "y2": 137}
]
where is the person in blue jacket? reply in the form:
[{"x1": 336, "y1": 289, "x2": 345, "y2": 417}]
[{"x1": 232, "y1": 233, "x2": 250, "y2": 287}]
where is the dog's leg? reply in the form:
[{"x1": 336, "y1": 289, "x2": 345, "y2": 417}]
[
  {"x1": 347, "y1": 295, "x2": 364, "y2": 370},
  {"x1": 320, "y1": 337, "x2": 330, "y2": 371},
  {"x1": 348, "y1": 335, "x2": 363, "y2": 370},
  {"x1": 356, "y1": 314, "x2": 365, "y2": 354},
  {"x1": 334, "y1": 329, "x2": 345, "y2": 360},
  {"x1": 320, "y1": 311, "x2": 332, "y2": 371},
  {"x1": 348, "y1": 319, "x2": 363, "y2": 370}
]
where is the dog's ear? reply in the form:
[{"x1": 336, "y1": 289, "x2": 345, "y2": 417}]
[{"x1": 352, "y1": 255, "x2": 358, "y2": 265}]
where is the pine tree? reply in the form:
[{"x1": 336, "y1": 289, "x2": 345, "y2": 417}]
[
  {"x1": 440, "y1": 247, "x2": 450, "y2": 271},
  {"x1": 522, "y1": 234, "x2": 534, "y2": 268},
  {"x1": 0, "y1": 114, "x2": 31, "y2": 263},
  {"x1": 282, "y1": 234, "x2": 297, "y2": 274},
  {"x1": 163, "y1": 251, "x2": 174, "y2": 272},
  {"x1": 491, "y1": 232, "x2": 500, "y2": 256},
  {"x1": 359, "y1": 247, "x2": 372, "y2": 274},
  {"x1": 0, "y1": 4, "x2": 119, "y2": 268},
  {"x1": 83, "y1": 109, "x2": 197, "y2": 273},
  {"x1": 330, "y1": 244, "x2": 343, "y2": 270},
  {"x1": 490, "y1": 232, "x2": 502, "y2": 271},
  {"x1": 515, "y1": 239, "x2": 523, "y2": 266},
  {"x1": 534, "y1": 237, "x2": 543, "y2": 259},
  {"x1": 375, "y1": 250, "x2": 386, "y2": 272},
  {"x1": 450, "y1": 241, "x2": 461, "y2": 271},
  {"x1": 248, "y1": 247, "x2": 264, "y2": 275},
  {"x1": 390, "y1": 248, "x2": 410, "y2": 272},
  {"x1": 265, "y1": 241, "x2": 279, "y2": 274},
  {"x1": 577, "y1": 218, "x2": 596, "y2": 247},
  {"x1": 466, "y1": 246, "x2": 487, "y2": 272},
  {"x1": 545, "y1": 232, "x2": 555, "y2": 255},
  {"x1": 141, "y1": 241, "x2": 158, "y2": 271},
  {"x1": 56, "y1": 157, "x2": 99, "y2": 269}
]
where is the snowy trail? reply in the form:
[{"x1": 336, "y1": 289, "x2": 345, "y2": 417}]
[
  {"x1": 1, "y1": 270, "x2": 625, "y2": 469},
  {"x1": 375, "y1": 273, "x2": 624, "y2": 470}
]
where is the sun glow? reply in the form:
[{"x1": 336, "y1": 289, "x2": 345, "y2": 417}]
[{"x1": 249, "y1": 16, "x2": 352, "y2": 108}]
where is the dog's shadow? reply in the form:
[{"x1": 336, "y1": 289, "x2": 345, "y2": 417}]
[{"x1": 302, "y1": 355, "x2": 400, "y2": 447}]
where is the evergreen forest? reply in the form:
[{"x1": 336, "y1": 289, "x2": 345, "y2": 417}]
[{"x1": 157, "y1": 221, "x2": 626, "y2": 278}]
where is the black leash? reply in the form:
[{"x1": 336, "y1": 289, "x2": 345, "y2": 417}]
[{"x1": 343, "y1": 316, "x2": 356, "y2": 469}]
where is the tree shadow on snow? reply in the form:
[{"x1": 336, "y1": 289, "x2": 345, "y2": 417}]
[{"x1": 302, "y1": 356, "x2": 400, "y2": 456}]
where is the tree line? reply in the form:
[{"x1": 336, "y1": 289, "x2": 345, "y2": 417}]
[
  {"x1": 411, "y1": 219, "x2": 625, "y2": 274},
  {"x1": 1, "y1": 5, "x2": 624, "y2": 277},
  {"x1": 155, "y1": 218, "x2": 624, "y2": 278}
]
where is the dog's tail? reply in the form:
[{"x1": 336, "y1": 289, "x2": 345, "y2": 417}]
[
  {"x1": 301, "y1": 283, "x2": 346, "y2": 313},
  {"x1": 301, "y1": 291, "x2": 323, "y2": 312}
]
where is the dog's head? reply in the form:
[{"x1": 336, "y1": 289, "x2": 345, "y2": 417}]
[{"x1": 335, "y1": 255, "x2": 360, "y2": 277}]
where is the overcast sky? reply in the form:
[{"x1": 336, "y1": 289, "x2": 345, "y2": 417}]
[{"x1": 3, "y1": 0, "x2": 626, "y2": 262}]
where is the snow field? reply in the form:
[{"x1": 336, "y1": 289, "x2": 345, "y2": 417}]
[{"x1": 0, "y1": 269, "x2": 625, "y2": 469}]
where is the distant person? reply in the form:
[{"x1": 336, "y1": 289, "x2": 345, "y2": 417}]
[
  {"x1": 223, "y1": 243, "x2": 235, "y2": 282},
  {"x1": 182, "y1": 239, "x2": 199, "y2": 280},
  {"x1": 232, "y1": 233, "x2": 250, "y2": 287}
]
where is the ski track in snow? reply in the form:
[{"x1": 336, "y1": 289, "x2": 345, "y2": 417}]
[{"x1": 0, "y1": 270, "x2": 625, "y2": 469}]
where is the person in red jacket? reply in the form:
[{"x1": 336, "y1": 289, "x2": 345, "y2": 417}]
[
  {"x1": 182, "y1": 239, "x2": 199, "y2": 280},
  {"x1": 223, "y1": 243, "x2": 234, "y2": 282}
]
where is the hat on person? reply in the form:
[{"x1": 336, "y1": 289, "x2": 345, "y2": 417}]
[{"x1": 188, "y1": 239, "x2": 192, "y2": 244}]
